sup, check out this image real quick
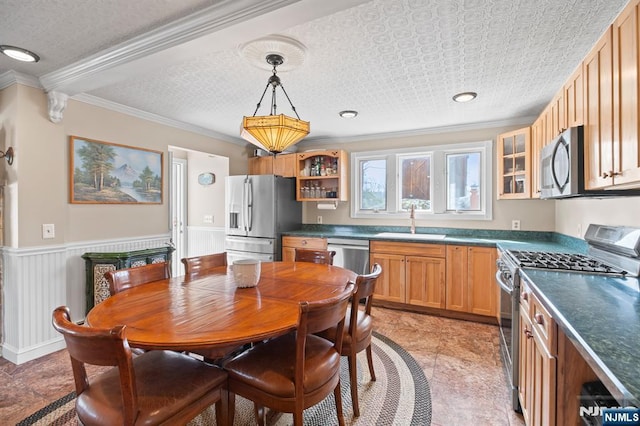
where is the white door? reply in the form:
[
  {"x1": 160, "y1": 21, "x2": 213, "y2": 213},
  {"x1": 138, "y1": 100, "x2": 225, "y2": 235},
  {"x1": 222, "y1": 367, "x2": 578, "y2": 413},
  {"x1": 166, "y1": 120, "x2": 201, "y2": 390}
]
[{"x1": 171, "y1": 157, "x2": 187, "y2": 276}]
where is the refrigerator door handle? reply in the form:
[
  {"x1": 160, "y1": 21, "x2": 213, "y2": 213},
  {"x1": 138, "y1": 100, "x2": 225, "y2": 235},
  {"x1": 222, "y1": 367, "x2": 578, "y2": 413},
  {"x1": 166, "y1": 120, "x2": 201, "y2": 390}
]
[
  {"x1": 247, "y1": 179, "x2": 253, "y2": 232},
  {"x1": 242, "y1": 177, "x2": 249, "y2": 232}
]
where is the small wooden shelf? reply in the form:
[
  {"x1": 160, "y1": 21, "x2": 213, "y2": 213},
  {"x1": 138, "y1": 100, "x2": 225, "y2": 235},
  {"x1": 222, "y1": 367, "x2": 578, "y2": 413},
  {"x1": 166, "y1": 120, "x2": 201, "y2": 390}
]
[{"x1": 296, "y1": 150, "x2": 348, "y2": 201}]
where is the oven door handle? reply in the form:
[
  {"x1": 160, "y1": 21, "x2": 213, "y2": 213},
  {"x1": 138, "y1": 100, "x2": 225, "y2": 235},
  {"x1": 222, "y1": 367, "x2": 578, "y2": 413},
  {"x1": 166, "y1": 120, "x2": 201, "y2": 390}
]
[{"x1": 495, "y1": 270, "x2": 513, "y2": 295}]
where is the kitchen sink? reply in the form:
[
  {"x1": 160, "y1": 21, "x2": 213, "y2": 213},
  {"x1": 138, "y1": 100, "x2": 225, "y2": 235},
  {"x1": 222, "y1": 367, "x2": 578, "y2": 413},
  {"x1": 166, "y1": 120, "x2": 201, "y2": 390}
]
[{"x1": 375, "y1": 232, "x2": 446, "y2": 240}]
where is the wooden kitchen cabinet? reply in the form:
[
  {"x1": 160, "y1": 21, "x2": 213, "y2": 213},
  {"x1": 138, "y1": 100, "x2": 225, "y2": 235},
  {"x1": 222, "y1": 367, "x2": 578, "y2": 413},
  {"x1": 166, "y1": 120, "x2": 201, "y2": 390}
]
[
  {"x1": 519, "y1": 304, "x2": 533, "y2": 425},
  {"x1": 612, "y1": 0, "x2": 640, "y2": 188},
  {"x1": 584, "y1": 27, "x2": 615, "y2": 190},
  {"x1": 446, "y1": 245, "x2": 497, "y2": 317},
  {"x1": 370, "y1": 241, "x2": 446, "y2": 308},
  {"x1": 518, "y1": 278, "x2": 557, "y2": 426},
  {"x1": 248, "y1": 155, "x2": 273, "y2": 175},
  {"x1": 296, "y1": 150, "x2": 348, "y2": 201},
  {"x1": 281, "y1": 236, "x2": 327, "y2": 261},
  {"x1": 550, "y1": 92, "x2": 566, "y2": 140},
  {"x1": 530, "y1": 117, "x2": 544, "y2": 198},
  {"x1": 564, "y1": 64, "x2": 585, "y2": 128},
  {"x1": 273, "y1": 154, "x2": 297, "y2": 177},
  {"x1": 497, "y1": 127, "x2": 531, "y2": 199},
  {"x1": 405, "y1": 255, "x2": 447, "y2": 308},
  {"x1": 248, "y1": 153, "x2": 296, "y2": 177},
  {"x1": 468, "y1": 246, "x2": 497, "y2": 316}
]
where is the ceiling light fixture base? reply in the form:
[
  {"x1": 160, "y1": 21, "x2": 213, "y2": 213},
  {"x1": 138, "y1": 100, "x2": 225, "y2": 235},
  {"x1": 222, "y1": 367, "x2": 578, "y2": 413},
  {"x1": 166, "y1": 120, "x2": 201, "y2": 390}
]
[
  {"x1": 239, "y1": 35, "x2": 307, "y2": 72},
  {"x1": 0, "y1": 45, "x2": 40, "y2": 63},
  {"x1": 452, "y1": 92, "x2": 478, "y2": 103}
]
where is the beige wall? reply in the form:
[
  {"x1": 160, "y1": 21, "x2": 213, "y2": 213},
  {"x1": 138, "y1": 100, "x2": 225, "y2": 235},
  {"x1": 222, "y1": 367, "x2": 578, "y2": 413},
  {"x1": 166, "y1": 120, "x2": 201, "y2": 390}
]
[
  {"x1": 0, "y1": 85, "x2": 19, "y2": 247},
  {"x1": 3, "y1": 84, "x2": 247, "y2": 248},
  {"x1": 297, "y1": 126, "x2": 557, "y2": 231},
  {"x1": 555, "y1": 196, "x2": 640, "y2": 238},
  {"x1": 186, "y1": 150, "x2": 228, "y2": 228}
]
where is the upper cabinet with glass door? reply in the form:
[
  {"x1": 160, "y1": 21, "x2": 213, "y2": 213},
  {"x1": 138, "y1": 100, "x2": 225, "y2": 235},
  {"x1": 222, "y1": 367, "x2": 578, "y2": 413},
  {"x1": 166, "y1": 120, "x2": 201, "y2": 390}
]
[{"x1": 497, "y1": 127, "x2": 531, "y2": 199}]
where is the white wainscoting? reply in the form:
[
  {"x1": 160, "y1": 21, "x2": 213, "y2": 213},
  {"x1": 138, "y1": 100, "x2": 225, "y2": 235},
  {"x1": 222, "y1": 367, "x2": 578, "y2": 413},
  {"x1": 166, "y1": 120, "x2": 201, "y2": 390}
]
[
  {"x1": 0, "y1": 234, "x2": 171, "y2": 365},
  {"x1": 182, "y1": 226, "x2": 226, "y2": 274}
]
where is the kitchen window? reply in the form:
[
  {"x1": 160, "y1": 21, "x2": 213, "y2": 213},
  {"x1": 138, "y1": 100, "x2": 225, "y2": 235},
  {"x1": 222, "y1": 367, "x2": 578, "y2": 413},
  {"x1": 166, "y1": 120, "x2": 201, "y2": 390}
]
[{"x1": 350, "y1": 140, "x2": 492, "y2": 220}]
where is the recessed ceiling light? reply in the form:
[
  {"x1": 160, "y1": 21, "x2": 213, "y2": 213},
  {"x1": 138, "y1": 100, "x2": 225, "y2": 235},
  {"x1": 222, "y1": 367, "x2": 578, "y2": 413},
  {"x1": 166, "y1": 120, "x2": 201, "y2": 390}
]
[
  {"x1": 339, "y1": 110, "x2": 358, "y2": 118},
  {"x1": 0, "y1": 45, "x2": 40, "y2": 63},
  {"x1": 452, "y1": 92, "x2": 477, "y2": 103}
]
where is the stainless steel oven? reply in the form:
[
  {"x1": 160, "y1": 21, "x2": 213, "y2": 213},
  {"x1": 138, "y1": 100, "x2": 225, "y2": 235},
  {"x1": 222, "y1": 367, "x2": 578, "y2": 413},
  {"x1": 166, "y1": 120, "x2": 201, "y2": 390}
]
[{"x1": 495, "y1": 248, "x2": 521, "y2": 412}]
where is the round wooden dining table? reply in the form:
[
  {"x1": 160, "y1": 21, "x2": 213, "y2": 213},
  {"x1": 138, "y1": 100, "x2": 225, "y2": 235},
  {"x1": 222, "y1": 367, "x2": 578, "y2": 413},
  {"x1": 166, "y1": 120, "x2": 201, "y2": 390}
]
[{"x1": 85, "y1": 261, "x2": 357, "y2": 358}]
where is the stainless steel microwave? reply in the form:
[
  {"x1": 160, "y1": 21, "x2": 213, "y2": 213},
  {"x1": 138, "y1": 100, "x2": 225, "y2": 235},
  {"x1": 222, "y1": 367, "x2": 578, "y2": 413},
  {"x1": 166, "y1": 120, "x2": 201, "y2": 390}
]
[
  {"x1": 540, "y1": 126, "x2": 584, "y2": 199},
  {"x1": 540, "y1": 125, "x2": 640, "y2": 199}
]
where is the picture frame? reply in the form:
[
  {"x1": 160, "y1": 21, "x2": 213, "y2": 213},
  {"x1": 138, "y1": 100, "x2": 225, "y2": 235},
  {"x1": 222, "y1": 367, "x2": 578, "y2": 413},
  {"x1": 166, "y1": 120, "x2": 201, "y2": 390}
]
[{"x1": 69, "y1": 136, "x2": 163, "y2": 204}]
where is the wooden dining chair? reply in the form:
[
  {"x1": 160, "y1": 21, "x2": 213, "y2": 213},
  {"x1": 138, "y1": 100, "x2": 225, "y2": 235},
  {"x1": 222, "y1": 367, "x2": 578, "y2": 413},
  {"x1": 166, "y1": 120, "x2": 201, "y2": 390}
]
[
  {"x1": 294, "y1": 248, "x2": 337, "y2": 265},
  {"x1": 223, "y1": 281, "x2": 355, "y2": 426},
  {"x1": 52, "y1": 306, "x2": 228, "y2": 426},
  {"x1": 319, "y1": 263, "x2": 383, "y2": 417},
  {"x1": 104, "y1": 262, "x2": 170, "y2": 296},
  {"x1": 181, "y1": 252, "x2": 227, "y2": 278}
]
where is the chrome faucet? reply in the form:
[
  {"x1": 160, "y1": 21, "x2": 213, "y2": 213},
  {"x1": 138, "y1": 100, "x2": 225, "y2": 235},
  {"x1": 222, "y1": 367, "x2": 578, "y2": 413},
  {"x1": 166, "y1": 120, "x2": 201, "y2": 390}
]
[{"x1": 409, "y1": 204, "x2": 416, "y2": 234}]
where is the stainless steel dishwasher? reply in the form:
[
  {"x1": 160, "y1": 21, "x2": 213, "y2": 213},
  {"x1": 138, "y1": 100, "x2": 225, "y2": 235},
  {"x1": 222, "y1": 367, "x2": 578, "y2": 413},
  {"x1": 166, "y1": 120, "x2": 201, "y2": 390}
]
[{"x1": 327, "y1": 238, "x2": 370, "y2": 275}]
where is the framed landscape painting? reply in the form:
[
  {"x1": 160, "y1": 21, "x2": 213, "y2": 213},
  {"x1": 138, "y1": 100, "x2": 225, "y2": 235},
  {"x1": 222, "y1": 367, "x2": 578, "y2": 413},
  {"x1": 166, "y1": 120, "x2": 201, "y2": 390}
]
[{"x1": 69, "y1": 136, "x2": 163, "y2": 204}]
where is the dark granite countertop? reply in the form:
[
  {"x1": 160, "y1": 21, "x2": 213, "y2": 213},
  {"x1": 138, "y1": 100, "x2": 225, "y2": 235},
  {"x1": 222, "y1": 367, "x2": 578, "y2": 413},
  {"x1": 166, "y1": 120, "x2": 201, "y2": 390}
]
[
  {"x1": 283, "y1": 224, "x2": 588, "y2": 252},
  {"x1": 520, "y1": 268, "x2": 640, "y2": 407}
]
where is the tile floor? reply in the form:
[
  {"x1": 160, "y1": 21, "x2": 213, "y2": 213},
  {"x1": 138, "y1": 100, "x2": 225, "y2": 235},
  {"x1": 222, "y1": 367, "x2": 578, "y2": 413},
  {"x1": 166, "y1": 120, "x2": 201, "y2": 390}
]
[{"x1": 0, "y1": 307, "x2": 525, "y2": 425}]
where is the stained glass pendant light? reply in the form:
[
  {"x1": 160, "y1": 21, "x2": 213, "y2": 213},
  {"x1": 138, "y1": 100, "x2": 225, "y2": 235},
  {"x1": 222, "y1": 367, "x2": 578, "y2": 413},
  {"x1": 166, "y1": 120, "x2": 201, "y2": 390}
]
[{"x1": 240, "y1": 54, "x2": 310, "y2": 154}]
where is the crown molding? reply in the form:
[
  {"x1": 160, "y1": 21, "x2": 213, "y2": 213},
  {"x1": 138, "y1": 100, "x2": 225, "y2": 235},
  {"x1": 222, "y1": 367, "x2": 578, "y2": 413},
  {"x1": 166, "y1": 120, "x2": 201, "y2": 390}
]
[
  {"x1": 38, "y1": 0, "x2": 301, "y2": 93},
  {"x1": 0, "y1": 70, "x2": 42, "y2": 90},
  {"x1": 72, "y1": 93, "x2": 244, "y2": 145},
  {"x1": 301, "y1": 115, "x2": 539, "y2": 145}
]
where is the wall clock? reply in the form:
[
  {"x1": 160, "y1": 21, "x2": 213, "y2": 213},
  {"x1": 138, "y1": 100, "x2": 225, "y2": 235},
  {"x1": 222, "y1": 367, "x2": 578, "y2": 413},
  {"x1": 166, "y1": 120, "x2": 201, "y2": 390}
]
[{"x1": 197, "y1": 172, "x2": 215, "y2": 185}]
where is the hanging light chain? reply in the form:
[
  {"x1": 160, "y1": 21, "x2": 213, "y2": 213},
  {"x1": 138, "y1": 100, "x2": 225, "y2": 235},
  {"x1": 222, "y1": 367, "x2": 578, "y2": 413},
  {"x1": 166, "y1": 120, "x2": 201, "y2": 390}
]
[{"x1": 250, "y1": 55, "x2": 301, "y2": 119}]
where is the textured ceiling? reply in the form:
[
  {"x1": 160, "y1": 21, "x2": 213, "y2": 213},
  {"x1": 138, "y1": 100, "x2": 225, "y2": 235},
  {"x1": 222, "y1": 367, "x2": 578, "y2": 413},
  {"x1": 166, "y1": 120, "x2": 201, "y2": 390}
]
[{"x1": 0, "y1": 0, "x2": 630, "y2": 146}]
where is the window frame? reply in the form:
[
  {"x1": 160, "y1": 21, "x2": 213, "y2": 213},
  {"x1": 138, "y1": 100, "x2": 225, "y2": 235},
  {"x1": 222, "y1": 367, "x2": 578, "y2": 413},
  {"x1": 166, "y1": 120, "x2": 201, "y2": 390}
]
[{"x1": 350, "y1": 140, "x2": 493, "y2": 220}]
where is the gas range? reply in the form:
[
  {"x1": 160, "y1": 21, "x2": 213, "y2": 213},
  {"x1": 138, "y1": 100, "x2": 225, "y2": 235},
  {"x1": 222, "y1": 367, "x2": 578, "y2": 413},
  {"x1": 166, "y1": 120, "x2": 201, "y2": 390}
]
[
  {"x1": 506, "y1": 224, "x2": 640, "y2": 278},
  {"x1": 506, "y1": 250, "x2": 628, "y2": 276}
]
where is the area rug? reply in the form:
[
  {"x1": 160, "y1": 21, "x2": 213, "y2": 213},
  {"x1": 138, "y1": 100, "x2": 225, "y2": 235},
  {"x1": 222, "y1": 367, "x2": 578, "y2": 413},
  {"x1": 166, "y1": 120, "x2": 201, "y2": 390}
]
[{"x1": 17, "y1": 332, "x2": 431, "y2": 425}]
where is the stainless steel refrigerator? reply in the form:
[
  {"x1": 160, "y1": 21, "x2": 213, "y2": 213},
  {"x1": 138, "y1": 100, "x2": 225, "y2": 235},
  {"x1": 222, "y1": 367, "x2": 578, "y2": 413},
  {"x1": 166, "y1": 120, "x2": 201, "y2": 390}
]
[{"x1": 225, "y1": 175, "x2": 302, "y2": 264}]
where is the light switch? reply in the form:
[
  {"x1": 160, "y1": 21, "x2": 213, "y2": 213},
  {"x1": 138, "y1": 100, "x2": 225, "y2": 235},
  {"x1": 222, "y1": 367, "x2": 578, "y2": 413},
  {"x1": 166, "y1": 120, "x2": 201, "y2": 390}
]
[{"x1": 42, "y1": 224, "x2": 55, "y2": 239}]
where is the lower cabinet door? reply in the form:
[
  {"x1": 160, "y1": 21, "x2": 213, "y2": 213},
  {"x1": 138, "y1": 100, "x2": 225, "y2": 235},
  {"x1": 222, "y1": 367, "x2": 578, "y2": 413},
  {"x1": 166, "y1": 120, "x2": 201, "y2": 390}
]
[
  {"x1": 468, "y1": 246, "x2": 497, "y2": 316},
  {"x1": 530, "y1": 330, "x2": 557, "y2": 426},
  {"x1": 519, "y1": 307, "x2": 533, "y2": 425},
  {"x1": 370, "y1": 252, "x2": 406, "y2": 304},
  {"x1": 405, "y1": 256, "x2": 446, "y2": 308}
]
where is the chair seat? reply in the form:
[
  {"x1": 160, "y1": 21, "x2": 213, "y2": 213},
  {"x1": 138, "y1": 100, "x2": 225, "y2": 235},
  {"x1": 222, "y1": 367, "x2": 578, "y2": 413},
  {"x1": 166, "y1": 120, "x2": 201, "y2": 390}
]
[
  {"x1": 76, "y1": 350, "x2": 227, "y2": 425},
  {"x1": 320, "y1": 308, "x2": 372, "y2": 352},
  {"x1": 224, "y1": 333, "x2": 340, "y2": 398}
]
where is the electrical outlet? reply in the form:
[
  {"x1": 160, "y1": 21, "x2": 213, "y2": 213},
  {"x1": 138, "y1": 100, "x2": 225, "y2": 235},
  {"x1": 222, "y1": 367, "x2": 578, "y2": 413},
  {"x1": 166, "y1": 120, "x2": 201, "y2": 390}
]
[
  {"x1": 203, "y1": 215, "x2": 213, "y2": 224},
  {"x1": 511, "y1": 220, "x2": 521, "y2": 231},
  {"x1": 42, "y1": 223, "x2": 55, "y2": 239},
  {"x1": 317, "y1": 215, "x2": 323, "y2": 224}
]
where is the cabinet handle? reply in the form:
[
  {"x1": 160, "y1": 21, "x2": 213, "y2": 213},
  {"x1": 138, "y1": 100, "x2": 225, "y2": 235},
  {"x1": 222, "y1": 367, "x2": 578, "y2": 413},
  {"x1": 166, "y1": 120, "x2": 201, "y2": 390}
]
[
  {"x1": 522, "y1": 292, "x2": 528, "y2": 301},
  {"x1": 603, "y1": 171, "x2": 621, "y2": 178},
  {"x1": 302, "y1": 240, "x2": 307, "y2": 246},
  {"x1": 524, "y1": 328, "x2": 533, "y2": 339},
  {"x1": 534, "y1": 313, "x2": 544, "y2": 325}
]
